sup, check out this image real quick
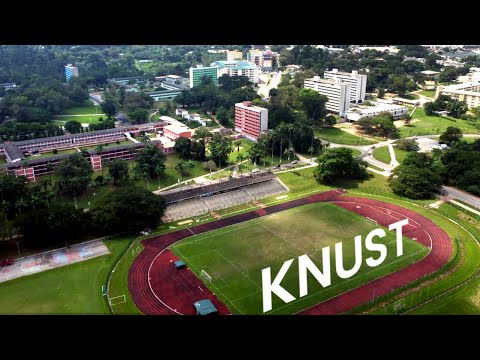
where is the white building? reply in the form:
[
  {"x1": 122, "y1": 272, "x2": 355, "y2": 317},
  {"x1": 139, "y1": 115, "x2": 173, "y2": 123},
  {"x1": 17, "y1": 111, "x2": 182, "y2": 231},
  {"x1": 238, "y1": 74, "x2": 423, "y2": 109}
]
[
  {"x1": 210, "y1": 60, "x2": 260, "y2": 84},
  {"x1": 324, "y1": 69, "x2": 367, "y2": 103},
  {"x1": 165, "y1": 75, "x2": 183, "y2": 85},
  {"x1": 304, "y1": 76, "x2": 351, "y2": 116},
  {"x1": 0, "y1": 83, "x2": 17, "y2": 90},
  {"x1": 436, "y1": 82, "x2": 480, "y2": 108},
  {"x1": 346, "y1": 102, "x2": 408, "y2": 122},
  {"x1": 227, "y1": 50, "x2": 243, "y2": 61}
]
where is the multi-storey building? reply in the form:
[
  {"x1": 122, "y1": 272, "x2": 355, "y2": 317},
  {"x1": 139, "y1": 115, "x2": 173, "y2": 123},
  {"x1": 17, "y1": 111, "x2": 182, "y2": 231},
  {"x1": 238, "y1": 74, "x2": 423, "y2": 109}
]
[
  {"x1": 324, "y1": 69, "x2": 367, "y2": 103},
  {"x1": 304, "y1": 76, "x2": 351, "y2": 116},
  {"x1": 247, "y1": 49, "x2": 264, "y2": 67},
  {"x1": 234, "y1": 101, "x2": 268, "y2": 142},
  {"x1": 346, "y1": 102, "x2": 408, "y2": 122},
  {"x1": 227, "y1": 50, "x2": 243, "y2": 61},
  {"x1": 65, "y1": 64, "x2": 79, "y2": 82},
  {"x1": 210, "y1": 61, "x2": 260, "y2": 84},
  {"x1": 189, "y1": 65, "x2": 219, "y2": 88},
  {"x1": 436, "y1": 82, "x2": 480, "y2": 108}
]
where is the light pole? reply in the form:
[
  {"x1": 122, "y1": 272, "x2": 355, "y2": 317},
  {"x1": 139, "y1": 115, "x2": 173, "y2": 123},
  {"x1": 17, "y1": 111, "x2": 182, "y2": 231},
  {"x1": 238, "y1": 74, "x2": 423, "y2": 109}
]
[{"x1": 16, "y1": 241, "x2": 21, "y2": 258}]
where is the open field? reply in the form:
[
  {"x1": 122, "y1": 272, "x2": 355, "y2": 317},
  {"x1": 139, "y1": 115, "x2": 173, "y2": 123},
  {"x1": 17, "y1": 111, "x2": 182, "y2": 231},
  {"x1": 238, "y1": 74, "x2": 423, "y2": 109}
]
[
  {"x1": 419, "y1": 90, "x2": 436, "y2": 98},
  {"x1": 0, "y1": 237, "x2": 130, "y2": 314},
  {"x1": 372, "y1": 147, "x2": 391, "y2": 164},
  {"x1": 399, "y1": 108, "x2": 480, "y2": 137},
  {"x1": 62, "y1": 101, "x2": 103, "y2": 115},
  {"x1": 315, "y1": 127, "x2": 377, "y2": 145},
  {"x1": 171, "y1": 201, "x2": 427, "y2": 314},
  {"x1": 55, "y1": 115, "x2": 104, "y2": 124},
  {"x1": 28, "y1": 148, "x2": 79, "y2": 159}
]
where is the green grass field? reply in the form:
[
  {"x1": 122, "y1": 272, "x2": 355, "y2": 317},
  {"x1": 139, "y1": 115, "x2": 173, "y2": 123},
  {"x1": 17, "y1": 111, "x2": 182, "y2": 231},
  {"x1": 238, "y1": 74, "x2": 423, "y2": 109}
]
[
  {"x1": 0, "y1": 237, "x2": 130, "y2": 314},
  {"x1": 55, "y1": 115, "x2": 105, "y2": 124},
  {"x1": 393, "y1": 147, "x2": 410, "y2": 164},
  {"x1": 171, "y1": 202, "x2": 428, "y2": 315},
  {"x1": 315, "y1": 127, "x2": 377, "y2": 145},
  {"x1": 419, "y1": 90, "x2": 436, "y2": 98},
  {"x1": 372, "y1": 146, "x2": 391, "y2": 164},
  {"x1": 399, "y1": 108, "x2": 480, "y2": 137},
  {"x1": 462, "y1": 137, "x2": 480, "y2": 144},
  {"x1": 62, "y1": 101, "x2": 103, "y2": 115}
]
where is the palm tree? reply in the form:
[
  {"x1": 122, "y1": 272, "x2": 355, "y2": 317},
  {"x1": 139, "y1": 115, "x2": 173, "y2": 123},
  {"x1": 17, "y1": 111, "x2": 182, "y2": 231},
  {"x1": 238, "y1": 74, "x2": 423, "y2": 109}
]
[
  {"x1": 236, "y1": 153, "x2": 246, "y2": 175},
  {"x1": 1, "y1": 200, "x2": 10, "y2": 221},
  {"x1": 175, "y1": 161, "x2": 186, "y2": 185},
  {"x1": 308, "y1": 146, "x2": 314, "y2": 163},
  {"x1": 186, "y1": 160, "x2": 195, "y2": 175},
  {"x1": 46, "y1": 162, "x2": 54, "y2": 182},
  {"x1": 234, "y1": 140, "x2": 242, "y2": 154},
  {"x1": 14, "y1": 198, "x2": 28, "y2": 215},
  {"x1": 154, "y1": 164, "x2": 163, "y2": 190},
  {"x1": 95, "y1": 144, "x2": 104, "y2": 155},
  {"x1": 140, "y1": 134, "x2": 150, "y2": 144}
]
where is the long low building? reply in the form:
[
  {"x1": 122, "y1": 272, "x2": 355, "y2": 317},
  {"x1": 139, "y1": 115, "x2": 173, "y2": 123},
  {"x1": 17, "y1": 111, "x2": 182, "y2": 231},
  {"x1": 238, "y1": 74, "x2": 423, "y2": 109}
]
[
  {"x1": 346, "y1": 102, "x2": 408, "y2": 121},
  {"x1": 436, "y1": 82, "x2": 480, "y2": 108}
]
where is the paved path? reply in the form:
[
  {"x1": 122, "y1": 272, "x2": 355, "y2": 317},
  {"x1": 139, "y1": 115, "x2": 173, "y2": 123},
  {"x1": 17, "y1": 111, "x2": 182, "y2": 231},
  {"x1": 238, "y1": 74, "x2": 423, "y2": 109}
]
[
  {"x1": 443, "y1": 186, "x2": 480, "y2": 210},
  {"x1": 388, "y1": 143, "x2": 399, "y2": 167},
  {"x1": 449, "y1": 199, "x2": 480, "y2": 216},
  {"x1": 0, "y1": 240, "x2": 110, "y2": 283}
]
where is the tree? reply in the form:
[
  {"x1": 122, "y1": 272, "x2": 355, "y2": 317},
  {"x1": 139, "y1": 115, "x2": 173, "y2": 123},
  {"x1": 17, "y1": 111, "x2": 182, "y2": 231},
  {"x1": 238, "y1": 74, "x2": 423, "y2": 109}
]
[
  {"x1": 234, "y1": 140, "x2": 242, "y2": 154},
  {"x1": 377, "y1": 87, "x2": 385, "y2": 99},
  {"x1": 173, "y1": 137, "x2": 192, "y2": 158},
  {"x1": 123, "y1": 92, "x2": 154, "y2": 113},
  {"x1": 394, "y1": 138, "x2": 419, "y2": 151},
  {"x1": 175, "y1": 160, "x2": 187, "y2": 178},
  {"x1": 324, "y1": 115, "x2": 337, "y2": 127},
  {"x1": 193, "y1": 127, "x2": 213, "y2": 161},
  {"x1": 64, "y1": 120, "x2": 82, "y2": 134},
  {"x1": 89, "y1": 186, "x2": 166, "y2": 233},
  {"x1": 388, "y1": 165, "x2": 442, "y2": 199},
  {"x1": 56, "y1": 153, "x2": 93, "y2": 197},
  {"x1": 236, "y1": 153, "x2": 246, "y2": 174},
  {"x1": 314, "y1": 148, "x2": 368, "y2": 184},
  {"x1": 95, "y1": 144, "x2": 104, "y2": 155},
  {"x1": 108, "y1": 158, "x2": 129, "y2": 185},
  {"x1": 298, "y1": 88, "x2": 328, "y2": 125},
  {"x1": 424, "y1": 101, "x2": 437, "y2": 116},
  {"x1": 135, "y1": 144, "x2": 166, "y2": 179},
  {"x1": 127, "y1": 108, "x2": 149, "y2": 124},
  {"x1": 215, "y1": 106, "x2": 229, "y2": 126},
  {"x1": 208, "y1": 133, "x2": 234, "y2": 168},
  {"x1": 248, "y1": 142, "x2": 265, "y2": 164},
  {"x1": 101, "y1": 96, "x2": 120, "y2": 120},
  {"x1": 439, "y1": 127, "x2": 463, "y2": 144}
]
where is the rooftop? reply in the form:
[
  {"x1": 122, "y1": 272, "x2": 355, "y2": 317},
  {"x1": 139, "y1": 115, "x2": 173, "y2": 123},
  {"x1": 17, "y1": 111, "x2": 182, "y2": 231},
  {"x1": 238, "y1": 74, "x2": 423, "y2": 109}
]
[
  {"x1": 193, "y1": 299, "x2": 218, "y2": 315},
  {"x1": 4, "y1": 143, "x2": 25, "y2": 161}
]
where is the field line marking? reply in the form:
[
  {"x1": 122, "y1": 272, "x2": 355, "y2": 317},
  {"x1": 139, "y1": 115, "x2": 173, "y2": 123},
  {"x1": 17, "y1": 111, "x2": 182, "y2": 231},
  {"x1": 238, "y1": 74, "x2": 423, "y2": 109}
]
[{"x1": 214, "y1": 250, "x2": 261, "y2": 290}]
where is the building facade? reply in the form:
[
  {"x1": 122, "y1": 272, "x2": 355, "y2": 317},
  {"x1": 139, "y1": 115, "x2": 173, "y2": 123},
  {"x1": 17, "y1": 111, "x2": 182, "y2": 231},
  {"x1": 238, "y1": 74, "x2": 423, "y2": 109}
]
[
  {"x1": 210, "y1": 60, "x2": 260, "y2": 84},
  {"x1": 323, "y1": 69, "x2": 367, "y2": 103},
  {"x1": 247, "y1": 49, "x2": 264, "y2": 67},
  {"x1": 304, "y1": 76, "x2": 351, "y2": 116},
  {"x1": 189, "y1": 65, "x2": 219, "y2": 88},
  {"x1": 227, "y1": 50, "x2": 243, "y2": 61},
  {"x1": 65, "y1": 64, "x2": 79, "y2": 82},
  {"x1": 234, "y1": 101, "x2": 268, "y2": 142},
  {"x1": 0, "y1": 83, "x2": 17, "y2": 90},
  {"x1": 436, "y1": 82, "x2": 480, "y2": 108}
]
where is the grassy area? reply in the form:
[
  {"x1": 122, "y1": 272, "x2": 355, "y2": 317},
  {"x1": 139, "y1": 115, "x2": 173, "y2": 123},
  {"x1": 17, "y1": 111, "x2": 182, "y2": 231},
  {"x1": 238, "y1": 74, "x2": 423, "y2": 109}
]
[
  {"x1": 80, "y1": 140, "x2": 133, "y2": 152},
  {"x1": 462, "y1": 137, "x2": 480, "y2": 144},
  {"x1": 392, "y1": 147, "x2": 410, "y2": 164},
  {"x1": 62, "y1": 101, "x2": 103, "y2": 115},
  {"x1": 419, "y1": 90, "x2": 436, "y2": 98},
  {"x1": 0, "y1": 157, "x2": 7, "y2": 164},
  {"x1": 171, "y1": 202, "x2": 427, "y2": 314},
  {"x1": 315, "y1": 127, "x2": 377, "y2": 145},
  {"x1": 372, "y1": 146, "x2": 391, "y2": 164},
  {"x1": 350, "y1": 148, "x2": 362, "y2": 157},
  {"x1": 28, "y1": 148, "x2": 79, "y2": 159},
  {"x1": 0, "y1": 236, "x2": 131, "y2": 314},
  {"x1": 399, "y1": 108, "x2": 480, "y2": 137},
  {"x1": 55, "y1": 115, "x2": 105, "y2": 124},
  {"x1": 402, "y1": 93, "x2": 420, "y2": 100},
  {"x1": 367, "y1": 164, "x2": 386, "y2": 172},
  {"x1": 151, "y1": 114, "x2": 160, "y2": 122}
]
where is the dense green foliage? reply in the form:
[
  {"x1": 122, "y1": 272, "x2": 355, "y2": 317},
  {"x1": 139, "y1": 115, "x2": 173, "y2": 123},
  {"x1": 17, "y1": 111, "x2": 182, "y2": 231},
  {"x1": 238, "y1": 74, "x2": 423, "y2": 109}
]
[
  {"x1": 314, "y1": 147, "x2": 368, "y2": 184},
  {"x1": 356, "y1": 112, "x2": 399, "y2": 138}
]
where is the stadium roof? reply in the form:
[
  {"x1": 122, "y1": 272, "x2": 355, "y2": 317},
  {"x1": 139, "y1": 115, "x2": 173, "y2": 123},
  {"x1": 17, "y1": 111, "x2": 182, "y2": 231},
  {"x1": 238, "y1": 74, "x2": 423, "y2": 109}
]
[{"x1": 193, "y1": 299, "x2": 218, "y2": 315}]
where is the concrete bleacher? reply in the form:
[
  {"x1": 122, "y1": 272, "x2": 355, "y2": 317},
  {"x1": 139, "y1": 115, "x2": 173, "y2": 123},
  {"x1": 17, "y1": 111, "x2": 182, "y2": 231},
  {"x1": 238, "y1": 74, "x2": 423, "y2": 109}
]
[{"x1": 162, "y1": 178, "x2": 288, "y2": 222}]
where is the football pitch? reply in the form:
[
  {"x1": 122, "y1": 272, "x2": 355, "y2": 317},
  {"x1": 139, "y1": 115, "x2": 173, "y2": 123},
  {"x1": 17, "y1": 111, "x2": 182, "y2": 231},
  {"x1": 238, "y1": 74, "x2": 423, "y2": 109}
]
[{"x1": 170, "y1": 202, "x2": 429, "y2": 315}]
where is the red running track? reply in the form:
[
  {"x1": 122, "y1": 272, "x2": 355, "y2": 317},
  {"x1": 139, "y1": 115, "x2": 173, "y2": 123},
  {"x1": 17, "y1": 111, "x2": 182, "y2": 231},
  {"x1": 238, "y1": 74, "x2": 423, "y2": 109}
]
[{"x1": 128, "y1": 190, "x2": 452, "y2": 315}]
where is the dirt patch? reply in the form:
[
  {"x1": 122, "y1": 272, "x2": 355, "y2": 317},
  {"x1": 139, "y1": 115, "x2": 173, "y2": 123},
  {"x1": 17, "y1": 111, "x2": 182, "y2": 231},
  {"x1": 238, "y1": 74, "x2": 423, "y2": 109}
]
[
  {"x1": 458, "y1": 211, "x2": 480, "y2": 230},
  {"x1": 394, "y1": 119, "x2": 420, "y2": 128}
]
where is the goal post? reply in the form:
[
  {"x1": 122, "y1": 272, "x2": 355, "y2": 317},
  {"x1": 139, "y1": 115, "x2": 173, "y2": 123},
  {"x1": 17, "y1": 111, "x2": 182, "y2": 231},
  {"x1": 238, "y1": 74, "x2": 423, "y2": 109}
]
[
  {"x1": 393, "y1": 298, "x2": 406, "y2": 313},
  {"x1": 200, "y1": 270, "x2": 212, "y2": 284}
]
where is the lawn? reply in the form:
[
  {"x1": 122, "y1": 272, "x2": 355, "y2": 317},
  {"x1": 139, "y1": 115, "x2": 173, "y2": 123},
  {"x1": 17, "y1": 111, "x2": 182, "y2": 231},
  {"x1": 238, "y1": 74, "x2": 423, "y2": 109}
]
[
  {"x1": 399, "y1": 108, "x2": 480, "y2": 137},
  {"x1": 170, "y1": 202, "x2": 428, "y2": 314},
  {"x1": 419, "y1": 90, "x2": 436, "y2": 98},
  {"x1": 62, "y1": 101, "x2": 103, "y2": 115},
  {"x1": 462, "y1": 137, "x2": 479, "y2": 144},
  {"x1": 28, "y1": 148, "x2": 79, "y2": 159},
  {"x1": 350, "y1": 148, "x2": 362, "y2": 157},
  {"x1": 0, "y1": 236, "x2": 131, "y2": 314},
  {"x1": 372, "y1": 146, "x2": 391, "y2": 164},
  {"x1": 80, "y1": 140, "x2": 133, "y2": 152},
  {"x1": 55, "y1": 115, "x2": 105, "y2": 124},
  {"x1": 392, "y1": 147, "x2": 410, "y2": 164},
  {"x1": 315, "y1": 127, "x2": 377, "y2": 145}
]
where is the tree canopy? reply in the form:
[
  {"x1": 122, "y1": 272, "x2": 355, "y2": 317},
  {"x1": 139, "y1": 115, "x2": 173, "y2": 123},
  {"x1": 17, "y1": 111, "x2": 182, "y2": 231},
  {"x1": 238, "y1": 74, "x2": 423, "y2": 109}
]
[{"x1": 314, "y1": 147, "x2": 368, "y2": 184}]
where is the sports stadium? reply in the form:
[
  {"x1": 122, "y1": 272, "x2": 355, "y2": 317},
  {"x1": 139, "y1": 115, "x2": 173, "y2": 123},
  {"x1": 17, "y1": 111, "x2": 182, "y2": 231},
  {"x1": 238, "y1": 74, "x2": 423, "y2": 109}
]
[{"x1": 118, "y1": 170, "x2": 456, "y2": 315}]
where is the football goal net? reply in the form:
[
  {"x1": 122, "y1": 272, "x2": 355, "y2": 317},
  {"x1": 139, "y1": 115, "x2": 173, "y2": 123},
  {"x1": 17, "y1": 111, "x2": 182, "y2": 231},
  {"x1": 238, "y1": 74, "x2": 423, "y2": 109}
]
[{"x1": 200, "y1": 270, "x2": 212, "y2": 284}]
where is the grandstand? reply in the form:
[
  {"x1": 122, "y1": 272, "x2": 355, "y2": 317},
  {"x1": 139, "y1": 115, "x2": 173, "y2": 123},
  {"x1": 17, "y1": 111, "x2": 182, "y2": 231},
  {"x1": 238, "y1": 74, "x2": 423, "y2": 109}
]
[
  {"x1": 161, "y1": 171, "x2": 278, "y2": 205},
  {"x1": 161, "y1": 173, "x2": 289, "y2": 222}
]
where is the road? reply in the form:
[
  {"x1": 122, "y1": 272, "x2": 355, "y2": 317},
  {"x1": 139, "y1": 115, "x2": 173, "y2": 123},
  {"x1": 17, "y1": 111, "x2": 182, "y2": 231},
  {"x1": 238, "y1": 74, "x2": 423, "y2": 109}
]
[
  {"x1": 89, "y1": 93, "x2": 103, "y2": 105},
  {"x1": 442, "y1": 186, "x2": 480, "y2": 210},
  {"x1": 257, "y1": 71, "x2": 282, "y2": 98}
]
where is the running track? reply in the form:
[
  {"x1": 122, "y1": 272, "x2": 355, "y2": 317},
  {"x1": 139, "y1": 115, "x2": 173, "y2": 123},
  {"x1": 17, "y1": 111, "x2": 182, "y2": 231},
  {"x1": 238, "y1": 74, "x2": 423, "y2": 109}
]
[{"x1": 128, "y1": 190, "x2": 452, "y2": 315}]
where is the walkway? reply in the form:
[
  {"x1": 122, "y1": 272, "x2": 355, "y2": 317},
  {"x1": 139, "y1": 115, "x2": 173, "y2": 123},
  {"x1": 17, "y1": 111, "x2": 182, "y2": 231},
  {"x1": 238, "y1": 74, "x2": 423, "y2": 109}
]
[
  {"x1": 443, "y1": 186, "x2": 480, "y2": 210},
  {"x1": 125, "y1": 132, "x2": 140, "y2": 143},
  {"x1": 449, "y1": 200, "x2": 480, "y2": 216},
  {"x1": 0, "y1": 240, "x2": 110, "y2": 283}
]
